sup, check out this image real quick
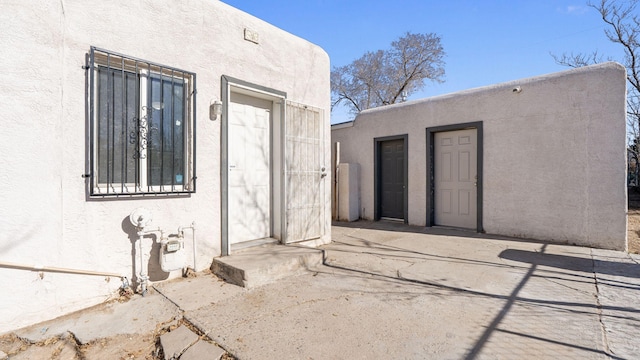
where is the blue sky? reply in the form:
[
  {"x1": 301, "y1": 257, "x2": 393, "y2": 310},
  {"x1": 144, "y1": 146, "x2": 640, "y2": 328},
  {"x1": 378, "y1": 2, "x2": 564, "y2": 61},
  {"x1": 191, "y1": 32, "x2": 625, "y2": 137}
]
[{"x1": 221, "y1": 1, "x2": 625, "y2": 123}]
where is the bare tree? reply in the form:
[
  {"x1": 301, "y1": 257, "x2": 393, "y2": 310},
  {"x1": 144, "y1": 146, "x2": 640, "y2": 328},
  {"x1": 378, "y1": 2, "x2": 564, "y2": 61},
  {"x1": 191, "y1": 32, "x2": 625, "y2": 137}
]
[
  {"x1": 552, "y1": 50, "x2": 609, "y2": 67},
  {"x1": 331, "y1": 32, "x2": 445, "y2": 115},
  {"x1": 552, "y1": 0, "x2": 640, "y2": 148}
]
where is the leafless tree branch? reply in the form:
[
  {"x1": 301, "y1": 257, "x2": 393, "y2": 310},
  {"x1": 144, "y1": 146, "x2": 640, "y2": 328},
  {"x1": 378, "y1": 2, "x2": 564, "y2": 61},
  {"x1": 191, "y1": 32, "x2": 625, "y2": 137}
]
[
  {"x1": 331, "y1": 32, "x2": 445, "y2": 117},
  {"x1": 554, "y1": 0, "x2": 640, "y2": 148}
]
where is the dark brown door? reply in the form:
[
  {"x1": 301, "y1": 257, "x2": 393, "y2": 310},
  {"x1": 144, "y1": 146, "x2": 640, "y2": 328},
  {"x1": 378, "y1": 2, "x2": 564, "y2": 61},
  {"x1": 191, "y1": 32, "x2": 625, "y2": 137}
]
[{"x1": 380, "y1": 139, "x2": 405, "y2": 219}]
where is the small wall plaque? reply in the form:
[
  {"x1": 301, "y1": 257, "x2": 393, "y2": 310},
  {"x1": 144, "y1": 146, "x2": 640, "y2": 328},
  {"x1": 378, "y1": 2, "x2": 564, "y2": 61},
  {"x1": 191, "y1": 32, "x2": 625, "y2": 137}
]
[{"x1": 244, "y1": 28, "x2": 259, "y2": 44}]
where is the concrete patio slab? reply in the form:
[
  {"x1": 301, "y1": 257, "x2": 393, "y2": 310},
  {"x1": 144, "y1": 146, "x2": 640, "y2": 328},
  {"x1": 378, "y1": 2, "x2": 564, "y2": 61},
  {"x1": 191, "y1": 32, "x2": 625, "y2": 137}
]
[
  {"x1": 14, "y1": 291, "x2": 181, "y2": 345},
  {"x1": 591, "y1": 248, "x2": 640, "y2": 359},
  {"x1": 153, "y1": 274, "x2": 245, "y2": 312},
  {"x1": 169, "y1": 221, "x2": 634, "y2": 359}
]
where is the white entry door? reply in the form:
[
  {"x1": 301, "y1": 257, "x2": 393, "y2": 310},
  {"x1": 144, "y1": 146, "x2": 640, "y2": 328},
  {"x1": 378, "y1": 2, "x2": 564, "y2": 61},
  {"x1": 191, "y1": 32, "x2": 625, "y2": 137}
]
[
  {"x1": 434, "y1": 129, "x2": 477, "y2": 229},
  {"x1": 228, "y1": 94, "x2": 272, "y2": 244}
]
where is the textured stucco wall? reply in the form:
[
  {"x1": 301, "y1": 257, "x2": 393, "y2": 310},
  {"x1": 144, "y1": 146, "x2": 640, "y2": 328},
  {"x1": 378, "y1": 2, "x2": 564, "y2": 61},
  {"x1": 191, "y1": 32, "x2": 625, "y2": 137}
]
[
  {"x1": 0, "y1": 0, "x2": 330, "y2": 333},
  {"x1": 332, "y1": 62, "x2": 627, "y2": 251}
]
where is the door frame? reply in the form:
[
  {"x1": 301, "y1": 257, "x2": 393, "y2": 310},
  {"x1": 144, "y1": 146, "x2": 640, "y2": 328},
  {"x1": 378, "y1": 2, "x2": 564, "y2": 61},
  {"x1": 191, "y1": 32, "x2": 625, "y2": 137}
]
[
  {"x1": 374, "y1": 134, "x2": 408, "y2": 223},
  {"x1": 221, "y1": 76, "x2": 286, "y2": 256},
  {"x1": 426, "y1": 121, "x2": 483, "y2": 232}
]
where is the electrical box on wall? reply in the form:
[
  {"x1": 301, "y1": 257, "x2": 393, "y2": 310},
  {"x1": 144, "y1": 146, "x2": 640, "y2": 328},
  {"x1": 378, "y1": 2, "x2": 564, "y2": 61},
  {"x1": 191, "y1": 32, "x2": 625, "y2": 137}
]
[{"x1": 160, "y1": 237, "x2": 185, "y2": 272}]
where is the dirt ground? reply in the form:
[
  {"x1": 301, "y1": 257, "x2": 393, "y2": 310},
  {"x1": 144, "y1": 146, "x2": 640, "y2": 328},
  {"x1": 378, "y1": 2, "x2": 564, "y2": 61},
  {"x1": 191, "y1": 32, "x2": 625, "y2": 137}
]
[
  {"x1": 0, "y1": 287, "x2": 236, "y2": 360},
  {"x1": 0, "y1": 331, "x2": 159, "y2": 360},
  {"x1": 628, "y1": 187, "x2": 640, "y2": 254},
  {"x1": 628, "y1": 210, "x2": 640, "y2": 254}
]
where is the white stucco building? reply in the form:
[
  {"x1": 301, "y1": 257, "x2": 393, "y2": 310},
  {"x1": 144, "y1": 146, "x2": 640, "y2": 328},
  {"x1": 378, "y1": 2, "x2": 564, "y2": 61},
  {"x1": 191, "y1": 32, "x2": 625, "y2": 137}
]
[
  {"x1": 332, "y1": 63, "x2": 627, "y2": 251},
  {"x1": 0, "y1": 0, "x2": 331, "y2": 333}
]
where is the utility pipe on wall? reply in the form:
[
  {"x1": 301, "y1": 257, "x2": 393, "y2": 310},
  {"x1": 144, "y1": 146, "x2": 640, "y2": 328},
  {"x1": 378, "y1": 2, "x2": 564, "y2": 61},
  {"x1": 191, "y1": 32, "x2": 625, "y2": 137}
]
[
  {"x1": 178, "y1": 221, "x2": 197, "y2": 271},
  {"x1": 334, "y1": 141, "x2": 340, "y2": 220},
  {"x1": 0, "y1": 261, "x2": 128, "y2": 283},
  {"x1": 136, "y1": 227, "x2": 164, "y2": 296}
]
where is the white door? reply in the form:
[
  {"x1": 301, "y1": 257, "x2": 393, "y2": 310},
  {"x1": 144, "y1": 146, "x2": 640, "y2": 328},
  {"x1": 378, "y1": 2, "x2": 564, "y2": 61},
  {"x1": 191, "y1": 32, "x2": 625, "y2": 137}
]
[
  {"x1": 228, "y1": 94, "x2": 272, "y2": 244},
  {"x1": 284, "y1": 102, "x2": 325, "y2": 243},
  {"x1": 434, "y1": 129, "x2": 477, "y2": 229}
]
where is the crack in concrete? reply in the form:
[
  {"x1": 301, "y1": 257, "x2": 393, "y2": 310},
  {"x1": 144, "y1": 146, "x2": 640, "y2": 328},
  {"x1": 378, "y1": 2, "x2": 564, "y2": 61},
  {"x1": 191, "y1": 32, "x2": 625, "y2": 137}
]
[
  {"x1": 590, "y1": 248, "x2": 613, "y2": 357},
  {"x1": 64, "y1": 331, "x2": 86, "y2": 360},
  {"x1": 540, "y1": 276, "x2": 593, "y2": 295}
]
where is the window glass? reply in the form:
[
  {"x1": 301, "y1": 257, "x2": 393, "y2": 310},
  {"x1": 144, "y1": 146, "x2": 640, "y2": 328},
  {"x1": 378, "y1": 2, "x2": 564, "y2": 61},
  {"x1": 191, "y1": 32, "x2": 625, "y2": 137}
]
[
  {"x1": 97, "y1": 68, "x2": 138, "y2": 185},
  {"x1": 148, "y1": 75, "x2": 185, "y2": 186}
]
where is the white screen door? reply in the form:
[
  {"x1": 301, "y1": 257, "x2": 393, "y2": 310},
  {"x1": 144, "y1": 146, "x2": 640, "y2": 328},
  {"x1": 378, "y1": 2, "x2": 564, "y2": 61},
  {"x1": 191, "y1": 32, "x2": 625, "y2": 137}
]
[{"x1": 284, "y1": 102, "x2": 325, "y2": 243}]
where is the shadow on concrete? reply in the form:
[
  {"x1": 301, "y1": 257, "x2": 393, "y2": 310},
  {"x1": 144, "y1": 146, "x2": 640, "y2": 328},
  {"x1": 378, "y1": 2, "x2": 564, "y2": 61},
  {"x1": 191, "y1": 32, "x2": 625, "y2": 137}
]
[
  {"x1": 333, "y1": 219, "x2": 551, "y2": 244},
  {"x1": 500, "y1": 248, "x2": 640, "y2": 280},
  {"x1": 326, "y1": 221, "x2": 638, "y2": 359}
]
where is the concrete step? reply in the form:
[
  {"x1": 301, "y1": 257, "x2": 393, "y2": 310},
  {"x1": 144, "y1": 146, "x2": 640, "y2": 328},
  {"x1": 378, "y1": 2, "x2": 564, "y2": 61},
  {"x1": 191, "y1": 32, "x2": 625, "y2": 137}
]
[{"x1": 210, "y1": 244, "x2": 324, "y2": 288}]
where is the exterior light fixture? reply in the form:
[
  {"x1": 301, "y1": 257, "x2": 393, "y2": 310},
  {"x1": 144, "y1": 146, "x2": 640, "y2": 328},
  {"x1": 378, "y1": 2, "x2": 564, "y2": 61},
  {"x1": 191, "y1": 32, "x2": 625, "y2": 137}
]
[{"x1": 209, "y1": 100, "x2": 222, "y2": 121}]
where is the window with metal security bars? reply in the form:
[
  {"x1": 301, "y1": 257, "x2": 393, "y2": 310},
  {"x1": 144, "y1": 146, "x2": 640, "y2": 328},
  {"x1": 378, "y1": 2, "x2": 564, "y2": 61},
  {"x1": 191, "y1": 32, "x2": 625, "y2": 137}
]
[{"x1": 86, "y1": 47, "x2": 196, "y2": 196}]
